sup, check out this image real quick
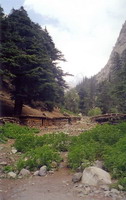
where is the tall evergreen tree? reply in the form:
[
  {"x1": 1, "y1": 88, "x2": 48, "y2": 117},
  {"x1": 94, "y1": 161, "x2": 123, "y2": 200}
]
[{"x1": 0, "y1": 7, "x2": 67, "y2": 115}]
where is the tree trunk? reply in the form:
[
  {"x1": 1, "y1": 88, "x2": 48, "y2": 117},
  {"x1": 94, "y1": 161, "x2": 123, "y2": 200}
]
[{"x1": 14, "y1": 98, "x2": 23, "y2": 116}]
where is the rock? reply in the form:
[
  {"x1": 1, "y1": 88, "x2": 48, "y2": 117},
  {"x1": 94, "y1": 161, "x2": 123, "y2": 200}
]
[
  {"x1": 111, "y1": 188, "x2": 120, "y2": 195},
  {"x1": 51, "y1": 161, "x2": 57, "y2": 168},
  {"x1": 19, "y1": 169, "x2": 30, "y2": 177},
  {"x1": 80, "y1": 160, "x2": 91, "y2": 171},
  {"x1": 93, "y1": 160, "x2": 104, "y2": 169},
  {"x1": 48, "y1": 170, "x2": 54, "y2": 174},
  {"x1": 72, "y1": 172, "x2": 82, "y2": 183},
  {"x1": 118, "y1": 184, "x2": 123, "y2": 190},
  {"x1": 8, "y1": 172, "x2": 17, "y2": 178},
  {"x1": 38, "y1": 165, "x2": 47, "y2": 176},
  {"x1": 82, "y1": 167, "x2": 112, "y2": 186},
  {"x1": 0, "y1": 161, "x2": 7, "y2": 166},
  {"x1": 11, "y1": 147, "x2": 17, "y2": 154},
  {"x1": 100, "y1": 185, "x2": 110, "y2": 191},
  {"x1": 104, "y1": 191, "x2": 111, "y2": 197},
  {"x1": 33, "y1": 171, "x2": 39, "y2": 176}
]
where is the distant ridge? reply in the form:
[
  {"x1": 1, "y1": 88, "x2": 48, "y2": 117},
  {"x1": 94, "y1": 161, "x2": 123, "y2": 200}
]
[{"x1": 95, "y1": 21, "x2": 126, "y2": 82}]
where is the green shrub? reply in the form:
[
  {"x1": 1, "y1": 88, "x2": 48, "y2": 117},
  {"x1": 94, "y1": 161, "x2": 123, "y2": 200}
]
[
  {"x1": 68, "y1": 141, "x2": 100, "y2": 170},
  {"x1": 36, "y1": 132, "x2": 71, "y2": 152},
  {"x1": 2, "y1": 123, "x2": 39, "y2": 139},
  {"x1": 104, "y1": 137, "x2": 126, "y2": 178},
  {"x1": 118, "y1": 177, "x2": 126, "y2": 190},
  {"x1": 88, "y1": 107, "x2": 102, "y2": 116},
  {"x1": 85, "y1": 124, "x2": 122, "y2": 145},
  {"x1": 14, "y1": 134, "x2": 37, "y2": 152},
  {"x1": 17, "y1": 145, "x2": 62, "y2": 171},
  {"x1": 3, "y1": 165, "x2": 14, "y2": 173},
  {"x1": 14, "y1": 132, "x2": 71, "y2": 153}
]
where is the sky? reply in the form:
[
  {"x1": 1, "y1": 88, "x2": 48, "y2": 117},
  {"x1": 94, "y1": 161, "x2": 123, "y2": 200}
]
[{"x1": 1, "y1": 0, "x2": 126, "y2": 84}]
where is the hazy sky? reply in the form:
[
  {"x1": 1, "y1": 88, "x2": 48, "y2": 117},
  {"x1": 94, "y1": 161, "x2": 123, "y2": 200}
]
[{"x1": 1, "y1": 0, "x2": 126, "y2": 83}]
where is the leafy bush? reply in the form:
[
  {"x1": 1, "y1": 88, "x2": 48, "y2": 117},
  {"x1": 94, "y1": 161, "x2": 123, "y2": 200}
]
[
  {"x1": 39, "y1": 132, "x2": 71, "y2": 152},
  {"x1": 2, "y1": 123, "x2": 39, "y2": 139},
  {"x1": 17, "y1": 145, "x2": 61, "y2": 171},
  {"x1": 104, "y1": 136, "x2": 126, "y2": 178},
  {"x1": 68, "y1": 141, "x2": 100, "y2": 169},
  {"x1": 14, "y1": 132, "x2": 71, "y2": 153},
  {"x1": 14, "y1": 134, "x2": 37, "y2": 153},
  {"x1": 88, "y1": 107, "x2": 102, "y2": 116},
  {"x1": 118, "y1": 177, "x2": 126, "y2": 190},
  {"x1": 68, "y1": 122, "x2": 126, "y2": 171},
  {"x1": 3, "y1": 165, "x2": 14, "y2": 173},
  {"x1": 83, "y1": 124, "x2": 122, "y2": 145}
]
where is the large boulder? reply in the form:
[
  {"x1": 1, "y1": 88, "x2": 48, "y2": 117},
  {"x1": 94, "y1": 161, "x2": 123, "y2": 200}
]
[{"x1": 82, "y1": 167, "x2": 112, "y2": 186}]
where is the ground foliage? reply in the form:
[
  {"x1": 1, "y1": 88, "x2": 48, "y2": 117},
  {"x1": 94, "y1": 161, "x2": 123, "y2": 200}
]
[{"x1": 1, "y1": 122, "x2": 126, "y2": 189}]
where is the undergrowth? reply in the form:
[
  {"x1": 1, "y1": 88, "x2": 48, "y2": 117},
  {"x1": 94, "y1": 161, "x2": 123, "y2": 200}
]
[{"x1": 2, "y1": 121, "x2": 126, "y2": 189}]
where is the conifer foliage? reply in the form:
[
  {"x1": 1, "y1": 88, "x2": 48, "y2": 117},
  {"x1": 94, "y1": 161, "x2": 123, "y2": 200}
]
[{"x1": 0, "y1": 7, "x2": 67, "y2": 115}]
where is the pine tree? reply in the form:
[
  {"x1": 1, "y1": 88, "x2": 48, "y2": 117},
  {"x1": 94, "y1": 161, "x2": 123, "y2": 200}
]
[{"x1": 0, "y1": 7, "x2": 67, "y2": 115}]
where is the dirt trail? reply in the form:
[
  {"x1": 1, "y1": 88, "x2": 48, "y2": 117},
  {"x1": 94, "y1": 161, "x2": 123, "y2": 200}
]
[
  {"x1": 1, "y1": 168, "x2": 80, "y2": 200},
  {"x1": 0, "y1": 166, "x2": 114, "y2": 200}
]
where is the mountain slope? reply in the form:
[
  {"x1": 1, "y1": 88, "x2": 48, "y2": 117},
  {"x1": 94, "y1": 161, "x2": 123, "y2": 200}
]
[{"x1": 96, "y1": 21, "x2": 126, "y2": 82}]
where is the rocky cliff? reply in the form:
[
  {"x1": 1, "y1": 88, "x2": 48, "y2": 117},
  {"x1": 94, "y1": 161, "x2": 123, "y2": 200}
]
[{"x1": 96, "y1": 21, "x2": 126, "y2": 82}]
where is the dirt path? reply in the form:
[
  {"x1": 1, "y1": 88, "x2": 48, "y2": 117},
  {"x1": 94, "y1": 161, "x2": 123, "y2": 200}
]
[
  {"x1": 1, "y1": 168, "x2": 83, "y2": 200},
  {"x1": 0, "y1": 168, "x2": 116, "y2": 200}
]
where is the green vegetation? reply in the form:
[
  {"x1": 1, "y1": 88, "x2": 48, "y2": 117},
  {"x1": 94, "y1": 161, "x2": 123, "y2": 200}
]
[
  {"x1": 0, "y1": 123, "x2": 70, "y2": 171},
  {"x1": 67, "y1": 122, "x2": 126, "y2": 189},
  {"x1": 2, "y1": 123, "x2": 39, "y2": 139},
  {"x1": 88, "y1": 107, "x2": 102, "y2": 116},
  {"x1": 2, "y1": 122, "x2": 126, "y2": 189},
  {"x1": 14, "y1": 132, "x2": 71, "y2": 153},
  {"x1": 17, "y1": 145, "x2": 61, "y2": 171},
  {"x1": 63, "y1": 89, "x2": 80, "y2": 114}
]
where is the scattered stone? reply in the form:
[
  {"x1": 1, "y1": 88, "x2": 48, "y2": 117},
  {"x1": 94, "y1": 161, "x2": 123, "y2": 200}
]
[
  {"x1": 104, "y1": 191, "x2": 111, "y2": 197},
  {"x1": 48, "y1": 170, "x2": 54, "y2": 174},
  {"x1": 118, "y1": 184, "x2": 123, "y2": 190},
  {"x1": 0, "y1": 161, "x2": 7, "y2": 166},
  {"x1": 0, "y1": 147, "x2": 3, "y2": 151},
  {"x1": 82, "y1": 167, "x2": 112, "y2": 186},
  {"x1": 8, "y1": 172, "x2": 17, "y2": 178},
  {"x1": 93, "y1": 160, "x2": 104, "y2": 169},
  {"x1": 83, "y1": 187, "x2": 91, "y2": 195},
  {"x1": 38, "y1": 165, "x2": 47, "y2": 176},
  {"x1": 100, "y1": 185, "x2": 110, "y2": 191},
  {"x1": 72, "y1": 172, "x2": 82, "y2": 183},
  {"x1": 33, "y1": 171, "x2": 39, "y2": 176},
  {"x1": 19, "y1": 169, "x2": 30, "y2": 177},
  {"x1": 111, "y1": 188, "x2": 120, "y2": 195},
  {"x1": 80, "y1": 160, "x2": 91, "y2": 171},
  {"x1": 62, "y1": 180, "x2": 69, "y2": 186},
  {"x1": 11, "y1": 147, "x2": 17, "y2": 154},
  {"x1": 51, "y1": 161, "x2": 57, "y2": 168}
]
